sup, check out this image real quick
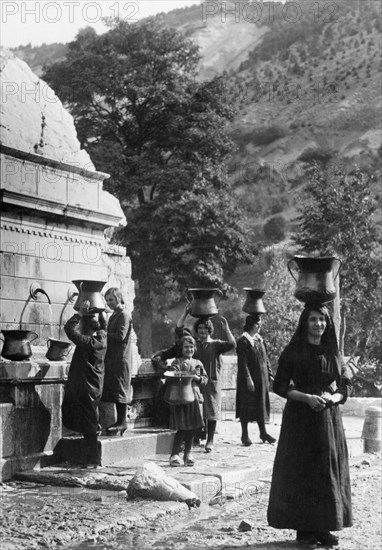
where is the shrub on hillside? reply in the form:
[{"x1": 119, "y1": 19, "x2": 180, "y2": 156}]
[
  {"x1": 250, "y1": 125, "x2": 287, "y2": 147},
  {"x1": 263, "y1": 215, "x2": 287, "y2": 243}
]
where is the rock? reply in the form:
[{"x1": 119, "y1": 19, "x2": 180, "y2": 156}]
[
  {"x1": 361, "y1": 459, "x2": 371, "y2": 466},
  {"x1": 209, "y1": 494, "x2": 227, "y2": 506},
  {"x1": 238, "y1": 520, "x2": 253, "y2": 532},
  {"x1": 127, "y1": 462, "x2": 201, "y2": 508}
]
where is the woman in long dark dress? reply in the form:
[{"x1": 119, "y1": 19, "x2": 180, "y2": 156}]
[
  {"x1": 267, "y1": 304, "x2": 353, "y2": 547},
  {"x1": 63, "y1": 305, "x2": 107, "y2": 466},
  {"x1": 192, "y1": 316, "x2": 236, "y2": 452},
  {"x1": 236, "y1": 314, "x2": 276, "y2": 445},
  {"x1": 101, "y1": 288, "x2": 132, "y2": 435}
]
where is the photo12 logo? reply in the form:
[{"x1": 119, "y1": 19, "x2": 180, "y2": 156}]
[
  {"x1": 1, "y1": 1, "x2": 140, "y2": 24},
  {"x1": 201, "y1": 1, "x2": 340, "y2": 24}
]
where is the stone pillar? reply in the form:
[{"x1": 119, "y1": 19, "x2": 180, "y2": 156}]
[{"x1": 361, "y1": 406, "x2": 382, "y2": 453}]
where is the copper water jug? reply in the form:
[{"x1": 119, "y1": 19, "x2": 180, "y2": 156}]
[
  {"x1": 185, "y1": 288, "x2": 222, "y2": 318},
  {"x1": 72, "y1": 280, "x2": 107, "y2": 312},
  {"x1": 242, "y1": 288, "x2": 267, "y2": 314},
  {"x1": 0, "y1": 330, "x2": 38, "y2": 361},
  {"x1": 46, "y1": 338, "x2": 73, "y2": 361},
  {"x1": 287, "y1": 256, "x2": 341, "y2": 304},
  {"x1": 163, "y1": 371, "x2": 195, "y2": 406}
]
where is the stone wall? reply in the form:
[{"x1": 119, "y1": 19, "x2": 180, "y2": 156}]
[{"x1": 219, "y1": 355, "x2": 382, "y2": 419}]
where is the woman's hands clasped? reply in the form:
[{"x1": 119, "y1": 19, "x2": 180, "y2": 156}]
[{"x1": 308, "y1": 394, "x2": 327, "y2": 412}]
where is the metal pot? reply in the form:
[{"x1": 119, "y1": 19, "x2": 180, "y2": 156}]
[
  {"x1": 72, "y1": 280, "x2": 106, "y2": 313},
  {"x1": 242, "y1": 288, "x2": 267, "y2": 314},
  {"x1": 185, "y1": 288, "x2": 222, "y2": 318},
  {"x1": 287, "y1": 256, "x2": 341, "y2": 304},
  {"x1": 0, "y1": 330, "x2": 38, "y2": 361},
  {"x1": 46, "y1": 338, "x2": 73, "y2": 361},
  {"x1": 163, "y1": 371, "x2": 195, "y2": 406}
]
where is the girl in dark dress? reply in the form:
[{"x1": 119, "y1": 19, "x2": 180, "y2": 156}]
[
  {"x1": 236, "y1": 314, "x2": 276, "y2": 446},
  {"x1": 102, "y1": 288, "x2": 132, "y2": 436},
  {"x1": 167, "y1": 335, "x2": 208, "y2": 467},
  {"x1": 63, "y1": 303, "x2": 107, "y2": 466},
  {"x1": 267, "y1": 304, "x2": 353, "y2": 547}
]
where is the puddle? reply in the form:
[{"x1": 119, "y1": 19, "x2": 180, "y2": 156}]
[{"x1": 67, "y1": 503, "x2": 223, "y2": 549}]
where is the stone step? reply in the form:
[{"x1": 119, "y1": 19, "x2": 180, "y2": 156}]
[{"x1": 54, "y1": 429, "x2": 175, "y2": 466}]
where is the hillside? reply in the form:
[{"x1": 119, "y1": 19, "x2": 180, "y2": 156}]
[{"x1": 10, "y1": 0, "x2": 382, "y2": 241}]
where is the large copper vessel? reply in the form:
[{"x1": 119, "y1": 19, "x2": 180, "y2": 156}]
[
  {"x1": 46, "y1": 338, "x2": 73, "y2": 361},
  {"x1": 287, "y1": 256, "x2": 341, "y2": 304},
  {"x1": 242, "y1": 289, "x2": 267, "y2": 314},
  {"x1": 185, "y1": 288, "x2": 222, "y2": 318},
  {"x1": 163, "y1": 371, "x2": 195, "y2": 406},
  {"x1": 0, "y1": 330, "x2": 38, "y2": 361},
  {"x1": 72, "y1": 280, "x2": 106, "y2": 312}
]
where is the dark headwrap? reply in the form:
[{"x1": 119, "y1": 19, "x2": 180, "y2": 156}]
[{"x1": 289, "y1": 303, "x2": 342, "y2": 380}]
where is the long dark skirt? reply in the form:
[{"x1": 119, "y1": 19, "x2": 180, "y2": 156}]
[{"x1": 267, "y1": 401, "x2": 353, "y2": 531}]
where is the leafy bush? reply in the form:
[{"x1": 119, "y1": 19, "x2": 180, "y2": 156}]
[{"x1": 263, "y1": 215, "x2": 287, "y2": 242}]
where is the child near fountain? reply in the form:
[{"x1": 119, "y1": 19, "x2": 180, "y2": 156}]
[{"x1": 167, "y1": 335, "x2": 208, "y2": 467}]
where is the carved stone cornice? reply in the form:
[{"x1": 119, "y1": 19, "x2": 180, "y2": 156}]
[
  {"x1": 0, "y1": 144, "x2": 108, "y2": 181},
  {"x1": 1, "y1": 189, "x2": 123, "y2": 229}
]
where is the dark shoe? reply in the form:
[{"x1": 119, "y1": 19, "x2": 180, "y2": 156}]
[
  {"x1": 106, "y1": 423, "x2": 127, "y2": 436},
  {"x1": 296, "y1": 531, "x2": 318, "y2": 546},
  {"x1": 205, "y1": 442, "x2": 214, "y2": 453},
  {"x1": 260, "y1": 433, "x2": 276, "y2": 444},
  {"x1": 241, "y1": 436, "x2": 253, "y2": 446},
  {"x1": 314, "y1": 532, "x2": 339, "y2": 546}
]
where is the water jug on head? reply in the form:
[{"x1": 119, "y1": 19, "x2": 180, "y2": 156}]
[
  {"x1": 72, "y1": 280, "x2": 107, "y2": 313},
  {"x1": 287, "y1": 256, "x2": 341, "y2": 305},
  {"x1": 0, "y1": 330, "x2": 38, "y2": 361},
  {"x1": 242, "y1": 289, "x2": 267, "y2": 314},
  {"x1": 185, "y1": 288, "x2": 222, "y2": 318}
]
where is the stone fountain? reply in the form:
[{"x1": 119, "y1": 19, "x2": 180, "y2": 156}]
[{"x1": 0, "y1": 48, "x2": 173, "y2": 479}]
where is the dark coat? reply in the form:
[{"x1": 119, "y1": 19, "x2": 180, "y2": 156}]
[
  {"x1": 267, "y1": 342, "x2": 353, "y2": 531},
  {"x1": 62, "y1": 314, "x2": 106, "y2": 436},
  {"x1": 102, "y1": 306, "x2": 132, "y2": 403},
  {"x1": 235, "y1": 335, "x2": 272, "y2": 423}
]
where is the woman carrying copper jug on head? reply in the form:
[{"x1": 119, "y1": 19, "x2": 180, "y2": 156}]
[{"x1": 101, "y1": 288, "x2": 132, "y2": 436}]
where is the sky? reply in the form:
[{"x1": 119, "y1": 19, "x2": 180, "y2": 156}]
[{"x1": 1, "y1": 1, "x2": 201, "y2": 48}]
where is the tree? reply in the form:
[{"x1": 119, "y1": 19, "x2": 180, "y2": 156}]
[
  {"x1": 262, "y1": 254, "x2": 302, "y2": 369},
  {"x1": 294, "y1": 166, "x2": 382, "y2": 395},
  {"x1": 263, "y1": 215, "x2": 287, "y2": 242},
  {"x1": 43, "y1": 20, "x2": 252, "y2": 356}
]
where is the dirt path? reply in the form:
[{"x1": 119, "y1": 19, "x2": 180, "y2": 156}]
[{"x1": 1, "y1": 453, "x2": 380, "y2": 550}]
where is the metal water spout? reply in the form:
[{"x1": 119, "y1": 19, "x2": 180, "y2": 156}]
[
  {"x1": 30, "y1": 283, "x2": 51, "y2": 304},
  {"x1": 57, "y1": 286, "x2": 79, "y2": 338}
]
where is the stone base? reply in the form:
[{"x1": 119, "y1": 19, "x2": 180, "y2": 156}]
[
  {"x1": 54, "y1": 429, "x2": 175, "y2": 466},
  {"x1": 1, "y1": 450, "x2": 56, "y2": 481}
]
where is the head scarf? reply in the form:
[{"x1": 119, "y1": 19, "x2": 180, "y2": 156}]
[{"x1": 289, "y1": 303, "x2": 342, "y2": 379}]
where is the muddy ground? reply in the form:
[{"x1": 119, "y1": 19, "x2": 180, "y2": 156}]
[{"x1": 1, "y1": 452, "x2": 381, "y2": 550}]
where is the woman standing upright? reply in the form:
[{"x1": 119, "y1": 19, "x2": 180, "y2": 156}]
[
  {"x1": 267, "y1": 304, "x2": 353, "y2": 547},
  {"x1": 102, "y1": 287, "x2": 132, "y2": 436},
  {"x1": 236, "y1": 314, "x2": 276, "y2": 446},
  {"x1": 192, "y1": 316, "x2": 236, "y2": 452}
]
